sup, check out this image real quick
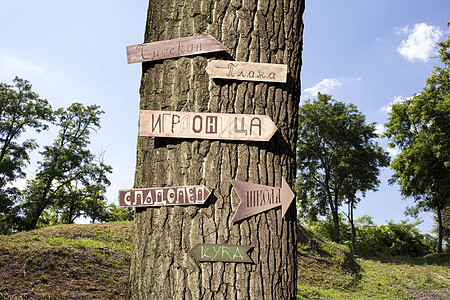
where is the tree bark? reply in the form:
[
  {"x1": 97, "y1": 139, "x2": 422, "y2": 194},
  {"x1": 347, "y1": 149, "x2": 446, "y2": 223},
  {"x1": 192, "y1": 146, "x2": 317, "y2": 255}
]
[
  {"x1": 127, "y1": 1, "x2": 304, "y2": 299},
  {"x1": 347, "y1": 200, "x2": 357, "y2": 255},
  {"x1": 436, "y1": 206, "x2": 443, "y2": 253}
]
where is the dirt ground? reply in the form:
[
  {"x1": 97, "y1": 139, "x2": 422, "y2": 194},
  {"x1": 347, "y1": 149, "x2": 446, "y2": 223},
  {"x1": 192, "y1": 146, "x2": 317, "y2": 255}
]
[{"x1": 0, "y1": 223, "x2": 131, "y2": 299}]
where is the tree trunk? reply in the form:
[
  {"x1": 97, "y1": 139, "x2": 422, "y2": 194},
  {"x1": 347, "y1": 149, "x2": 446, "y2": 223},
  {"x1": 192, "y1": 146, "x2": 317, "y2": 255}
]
[
  {"x1": 436, "y1": 206, "x2": 443, "y2": 253},
  {"x1": 127, "y1": 1, "x2": 304, "y2": 299},
  {"x1": 329, "y1": 190, "x2": 340, "y2": 243},
  {"x1": 348, "y1": 201, "x2": 357, "y2": 255}
]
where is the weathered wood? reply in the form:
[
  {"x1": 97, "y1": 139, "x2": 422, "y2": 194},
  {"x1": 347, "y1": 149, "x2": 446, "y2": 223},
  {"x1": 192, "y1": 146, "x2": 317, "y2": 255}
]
[
  {"x1": 230, "y1": 177, "x2": 295, "y2": 223},
  {"x1": 127, "y1": 34, "x2": 227, "y2": 64},
  {"x1": 118, "y1": 185, "x2": 210, "y2": 207},
  {"x1": 139, "y1": 110, "x2": 277, "y2": 141},
  {"x1": 206, "y1": 60, "x2": 288, "y2": 83},
  {"x1": 189, "y1": 244, "x2": 253, "y2": 263}
]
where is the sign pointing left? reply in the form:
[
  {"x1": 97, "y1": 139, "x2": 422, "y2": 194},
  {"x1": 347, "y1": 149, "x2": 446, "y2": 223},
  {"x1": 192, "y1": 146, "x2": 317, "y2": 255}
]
[
  {"x1": 189, "y1": 244, "x2": 253, "y2": 263},
  {"x1": 230, "y1": 177, "x2": 295, "y2": 223},
  {"x1": 127, "y1": 34, "x2": 227, "y2": 64},
  {"x1": 118, "y1": 185, "x2": 211, "y2": 207}
]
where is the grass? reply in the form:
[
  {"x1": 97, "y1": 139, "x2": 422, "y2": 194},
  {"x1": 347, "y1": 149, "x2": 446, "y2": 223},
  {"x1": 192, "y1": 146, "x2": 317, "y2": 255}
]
[
  {"x1": 0, "y1": 222, "x2": 132, "y2": 299},
  {"x1": 297, "y1": 225, "x2": 450, "y2": 299},
  {"x1": 0, "y1": 221, "x2": 448, "y2": 299}
]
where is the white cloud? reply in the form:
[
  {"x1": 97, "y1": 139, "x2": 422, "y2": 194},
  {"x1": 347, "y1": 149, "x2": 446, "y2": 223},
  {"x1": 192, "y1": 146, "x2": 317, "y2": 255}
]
[
  {"x1": 397, "y1": 23, "x2": 443, "y2": 62},
  {"x1": 387, "y1": 147, "x2": 400, "y2": 157},
  {"x1": 380, "y1": 95, "x2": 405, "y2": 113},
  {"x1": 303, "y1": 77, "x2": 362, "y2": 97},
  {"x1": 375, "y1": 124, "x2": 385, "y2": 136},
  {"x1": 0, "y1": 53, "x2": 44, "y2": 78},
  {"x1": 5, "y1": 178, "x2": 28, "y2": 190}
]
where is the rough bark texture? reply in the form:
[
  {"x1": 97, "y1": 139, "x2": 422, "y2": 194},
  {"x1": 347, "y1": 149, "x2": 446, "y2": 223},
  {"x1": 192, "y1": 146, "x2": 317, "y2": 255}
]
[{"x1": 127, "y1": 0, "x2": 304, "y2": 299}]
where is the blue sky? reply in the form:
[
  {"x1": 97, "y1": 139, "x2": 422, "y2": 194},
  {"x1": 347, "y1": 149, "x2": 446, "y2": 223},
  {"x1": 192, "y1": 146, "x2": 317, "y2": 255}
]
[{"x1": 0, "y1": 1, "x2": 448, "y2": 233}]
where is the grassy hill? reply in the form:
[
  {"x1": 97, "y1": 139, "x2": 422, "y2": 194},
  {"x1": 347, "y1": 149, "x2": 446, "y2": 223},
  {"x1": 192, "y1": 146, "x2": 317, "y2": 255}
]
[
  {"x1": 0, "y1": 222, "x2": 132, "y2": 299},
  {"x1": 0, "y1": 222, "x2": 448, "y2": 299},
  {"x1": 297, "y1": 226, "x2": 449, "y2": 299}
]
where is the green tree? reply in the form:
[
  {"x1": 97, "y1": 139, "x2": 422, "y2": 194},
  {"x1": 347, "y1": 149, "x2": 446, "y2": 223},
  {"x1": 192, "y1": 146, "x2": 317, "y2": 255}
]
[
  {"x1": 384, "y1": 32, "x2": 450, "y2": 253},
  {"x1": 355, "y1": 216, "x2": 433, "y2": 257},
  {"x1": 20, "y1": 103, "x2": 112, "y2": 230},
  {"x1": 297, "y1": 94, "x2": 390, "y2": 245},
  {"x1": 128, "y1": 0, "x2": 304, "y2": 297},
  {"x1": 0, "y1": 77, "x2": 53, "y2": 232},
  {"x1": 105, "y1": 205, "x2": 134, "y2": 222}
]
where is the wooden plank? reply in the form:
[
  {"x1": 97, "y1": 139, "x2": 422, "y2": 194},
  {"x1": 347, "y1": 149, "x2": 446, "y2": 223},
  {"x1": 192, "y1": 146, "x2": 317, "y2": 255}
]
[
  {"x1": 230, "y1": 177, "x2": 295, "y2": 223},
  {"x1": 189, "y1": 244, "x2": 253, "y2": 263},
  {"x1": 118, "y1": 185, "x2": 211, "y2": 207},
  {"x1": 127, "y1": 34, "x2": 228, "y2": 64},
  {"x1": 206, "y1": 60, "x2": 288, "y2": 83},
  {"x1": 139, "y1": 110, "x2": 277, "y2": 142}
]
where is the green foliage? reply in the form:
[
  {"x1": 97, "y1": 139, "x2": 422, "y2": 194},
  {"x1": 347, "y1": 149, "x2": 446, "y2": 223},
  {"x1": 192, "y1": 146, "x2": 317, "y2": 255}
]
[
  {"x1": 436, "y1": 205, "x2": 450, "y2": 250},
  {"x1": 384, "y1": 31, "x2": 450, "y2": 253},
  {"x1": 105, "y1": 205, "x2": 134, "y2": 222},
  {"x1": 39, "y1": 274, "x2": 48, "y2": 283},
  {"x1": 297, "y1": 94, "x2": 390, "y2": 243},
  {"x1": 0, "y1": 77, "x2": 53, "y2": 186},
  {"x1": 356, "y1": 217, "x2": 433, "y2": 257},
  {"x1": 19, "y1": 103, "x2": 112, "y2": 230},
  {"x1": 302, "y1": 214, "x2": 351, "y2": 244},
  {"x1": 0, "y1": 77, "x2": 53, "y2": 233},
  {"x1": 303, "y1": 215, "x2": 434, "y2": 258}
]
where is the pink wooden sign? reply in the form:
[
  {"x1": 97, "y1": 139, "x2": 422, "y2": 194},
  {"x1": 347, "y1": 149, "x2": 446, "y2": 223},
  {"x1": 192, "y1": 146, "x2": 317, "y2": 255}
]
[
  {"x1": 118, "y1": 185, "x2": 210, "y2": 207},
  {"x1": 230, "y1": 177, "x2": 295, "y2": 223},
  {"x1": 139, "y1": 110, "x2": 277, "y2": 142},
  {"x1": 206, "y1": 60, "x2": 288, "y2": 83},
  {"x1": 127, "y1": 34, "x2": 227, "y2": 64}
]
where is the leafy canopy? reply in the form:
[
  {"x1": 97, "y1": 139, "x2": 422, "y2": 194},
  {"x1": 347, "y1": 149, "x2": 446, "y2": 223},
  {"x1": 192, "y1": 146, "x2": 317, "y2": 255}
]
[
  {"x1": 20, "y1": 103, "x2": 112, "y2": 230},
  {"x1": 384, "y1": 32, "x2": 449, "y2": 214},
  {"x1": 296, "y1": 94, "x2": 389, "y2": 242},
  {"x1": 0, "y1": 77, "x2": 53, "y2": 186}
]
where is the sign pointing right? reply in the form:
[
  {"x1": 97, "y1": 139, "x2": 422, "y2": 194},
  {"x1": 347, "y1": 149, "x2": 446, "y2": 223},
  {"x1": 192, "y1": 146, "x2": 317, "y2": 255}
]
[{"x1": 230, "y1": 177, "x2": 295, "y2": 223}]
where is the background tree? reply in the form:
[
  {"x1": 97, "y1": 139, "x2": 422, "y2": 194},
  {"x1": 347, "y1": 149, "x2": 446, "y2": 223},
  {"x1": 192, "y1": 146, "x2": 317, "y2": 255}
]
[
  {"x1": 127, "y1": 0, "x2": 304, "y2": 298},
  {"x1": 296, "y1": 93, "x2": 389, "y2": 246},
  {"x1": 20, "y1": 103, "x2": 112, "y2": 230},
  {"x1": 355, "y1": 216, "x2": 433, "y2": 257},
  {"x1": 0, "y1": 77, "x2": 53, "y2": 232},
  {"x1": 105, "y1": 205, "x2": 134, "y2": 223},
  {"x1": 384, "y1": 32, "x2": 449, "y2": 253}
]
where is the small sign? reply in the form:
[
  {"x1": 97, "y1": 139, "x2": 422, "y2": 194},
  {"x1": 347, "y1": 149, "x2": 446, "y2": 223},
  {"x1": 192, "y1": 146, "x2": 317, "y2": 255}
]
[
  {"x1": 118, "y1": 185, "x2": 211, "y2": 207},
  {"x1": 189, "y1": 244, "x2": 253, "y2": 263},
  {"x1": 206, "y1": 60, "x2": 288, "y2": 83},
  {"x1": 139, "y1": 110, "x2": 277, "y2": 141},
  {"x1": 230, "y1": 177, "x2": 295, "y2": 223},
  {"x1": 127, "y1": 34, "x2": 228, "y2": 64}
]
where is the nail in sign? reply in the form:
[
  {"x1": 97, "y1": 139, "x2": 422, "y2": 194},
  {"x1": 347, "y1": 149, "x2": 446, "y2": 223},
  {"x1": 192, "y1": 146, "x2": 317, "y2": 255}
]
[
  {"x1": 230, "y1": 177, "x2": 295, "y2": 223},
  {"x1": 127, "y1": 34, "x2": 228, "y2": 64},
  {"x1": 189, "y1": 244, "x2": 253, "y2": 263},
  {"x1": 206, "y1": 60, "x2": 288, "y2": 83},
  {"x1": 118, "y1": 185, "x2": 210, "y2": 207},
  {"x1": 139, "y1": 110, "x2": 277, "y2": 142}
]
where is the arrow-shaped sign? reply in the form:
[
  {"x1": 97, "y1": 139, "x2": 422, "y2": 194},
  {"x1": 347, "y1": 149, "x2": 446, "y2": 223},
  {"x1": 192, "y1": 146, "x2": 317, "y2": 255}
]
[
  {"x1": 139, "y1": 110, "x2": 277, "y2": 142},
  {"x1": 189, "y1": 244, "x2": 253, "y2": 263},
  {"x1": 206, "y1": 60, "x2": 288, "y2": 83},
  {"x1": 230, "y1": 177, "x2": 295, "y2": 223},
  {"x1": 118, "y1": 185, "x2": 210, "y2": 207},
  {"x1": 127, "y1": 34, "x2": 228, "y2": 64}
]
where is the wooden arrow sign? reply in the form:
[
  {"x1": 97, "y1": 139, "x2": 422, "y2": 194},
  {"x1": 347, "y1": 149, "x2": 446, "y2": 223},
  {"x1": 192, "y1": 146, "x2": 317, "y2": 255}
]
[
  {"x1": 230, "y1": 177, "x2": 295, "y2": 223},
  {"x1": 189, "y1": 244, "x2": 253, "y2": 263},
  {"x1": 118, "y1": 185, "x2": 210, "y2": 207},
  {"x1": 206, "y1": 60, "x2": 288, "y2": 83},
  {"x1": 139, "y1": 110, "x2": 277, "y2": 141},
  {"x1": 127, "y1": 34, "x2": 228, "y2": 64}
]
